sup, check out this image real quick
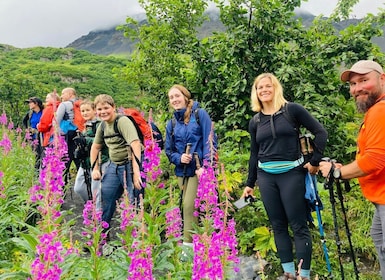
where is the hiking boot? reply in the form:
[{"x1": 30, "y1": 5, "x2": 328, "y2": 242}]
[{"x1": 280, "y1": 272, "x2": 296, "y2": 280}]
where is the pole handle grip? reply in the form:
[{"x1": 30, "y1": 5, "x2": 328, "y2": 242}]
[
  {"x1": 193, "y1": 152, "x2": 201, "y2": 169},
  {"x1": 185, "y1": 143, "x2": 192, "y2": 154}
]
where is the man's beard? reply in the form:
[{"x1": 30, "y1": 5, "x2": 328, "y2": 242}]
[{"x1": 356, "y1": 91, "x2": 381, "y2": 113}]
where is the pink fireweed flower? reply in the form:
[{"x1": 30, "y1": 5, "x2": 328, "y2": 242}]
[
  {"x1": 119, "y1": 200, "x2": 137, "y2": 232},
  {"x1": 0, "y1": 112, "x2": 7, "y2": 125},
  {"x1": 29, "y1": 136, "x2": 67, "y2": 225},
  {"x1": 165, "y1": 206, "x2": 182, "y2": 241},
  {"x1": 0, "y1": 133, "x2": 12, "y2": 155},
  {"x1": 194, "y1": 162, "x2": 219, "y2": 217},
  {"x1": 25, "y1": 130, "x2": 33, "y2": 141},
  {"x1": 142, "y1": 139, "x2": 162, "y2": 186},
  {"x1": 7, "y1": 121, "x2": 14, "y2": 130},
  {"x1": 192, "y1": 163, "x2": 239, "y2": 278},
  {"x1": 127, "y1": 242, "x2": 154, "y2": 280},
  {"x1": 30, "y1": 231, "x2": 64, "y2": 280},
  {"x1": 82, "y1": 200, "x2": 108, "y2": 255}
]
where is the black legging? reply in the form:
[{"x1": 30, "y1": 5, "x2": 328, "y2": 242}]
[
  {"x1": 64, "y1": 130, "x2": 80, "y2": 184},
  {"x1": 257, "y1": 167, "x2": 312, "y2": 270}
]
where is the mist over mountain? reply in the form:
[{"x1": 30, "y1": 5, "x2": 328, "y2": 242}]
[{"x1": 66, "y1": 11, "x2": 385, "y2": 56}]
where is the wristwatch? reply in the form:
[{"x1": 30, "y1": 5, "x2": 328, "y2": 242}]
[{"x1": 333, "y1": 168, "x2": 342, "y2": 179}]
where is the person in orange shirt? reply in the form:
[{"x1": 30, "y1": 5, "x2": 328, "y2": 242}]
[
  {"x1": 320, "y1": 60, "x2": 385, "y2": 279},
  {"x1": 37, "y1": 91, "x2": 61, "y2": 148}
]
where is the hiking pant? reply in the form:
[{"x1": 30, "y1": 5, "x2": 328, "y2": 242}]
[
  {"x1": 101, "y1": 161, "x2": 134, "y2": 227},
  {"x1": 178, "y1": 175, "x2": 199, "y2": 243},
  {"x1": 74, "y1": 161, "x2": 109, "y2": 211},
  {"x1": 370, "y1": 203, "x2": 385, "y2": 279},
  {"x1": 257, "y1": 167, "x2": 312, "y2": 270}
]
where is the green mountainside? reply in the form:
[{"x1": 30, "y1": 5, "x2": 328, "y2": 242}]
[
  {"x1": 0, "y1": 46, "x2": 142, "y2": 126},
  {"x1": 67, "y1": 11, "x2": 385, "y2": 56}
]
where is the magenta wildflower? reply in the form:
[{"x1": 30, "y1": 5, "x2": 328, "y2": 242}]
[
  {"x1": 165, "y1": 206, "x2": 182, "y2": 241},
  {"x1": 7, "y1": 121, "x2": 14, "y2": 130},
  {"x1": 127, "y1": 242, "x2": 154, "y2": 280},
  {"x1": 192, "y1": 163, "x2": 239, "y2": 278},
  {"x1": 0, "y1": 133, "x2": 12, "y2": 155},
  {"x1": 29, "y1": 135, "x2": 68, "y2": 279},
  {"x1": 30, "y1": 231, "x2": 64, "y2": 280},
  {"x1": 82, "y1": 200, "x2": 108, "y2": 256},
  {"x1": 142, "y1": 139, "x2": 162, "y2": 186},
  {"x1": 0, "y1": 112, "x2": 7, "y2": 125}
]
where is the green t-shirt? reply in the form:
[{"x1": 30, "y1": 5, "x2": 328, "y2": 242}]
[{"x1": 94, "y1": 116, "x2": 139, "y2": 165}]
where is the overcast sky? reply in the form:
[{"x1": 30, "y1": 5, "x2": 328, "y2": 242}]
[{"x1": 0, "y1": 0, "x2": 383, "y2": 48}]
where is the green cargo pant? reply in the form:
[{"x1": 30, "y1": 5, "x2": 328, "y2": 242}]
[{"x1": 178, "y1": 175, "x2": 199, "y2": 243}]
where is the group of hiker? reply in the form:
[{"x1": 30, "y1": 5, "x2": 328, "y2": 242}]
[{"x1": 22, "y1": 59, "x2": 385, "y2": 279}]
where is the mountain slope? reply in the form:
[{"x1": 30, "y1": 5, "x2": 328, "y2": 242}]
[{"x1": 66, "y1": 12, "x2": 385, "y2": 56}]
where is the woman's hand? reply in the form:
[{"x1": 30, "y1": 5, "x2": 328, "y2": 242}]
[
  {"x1": 304, "y1": 162, "x2": 319, "y2": 175},
  {"x1": 242, "y1": 186, "x2": 255, "y2": 198},
  {"x1": 181, "y1": 153, "x2": 192, "y2": 164}
]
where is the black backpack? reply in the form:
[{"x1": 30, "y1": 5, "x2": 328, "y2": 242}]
[{"x1": 253, "y1": 102, "x2": 314, "y2": 157}]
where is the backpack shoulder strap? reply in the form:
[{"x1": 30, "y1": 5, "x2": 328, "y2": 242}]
[
  {"x1": 113, "y1": 115, "x2": 122, "y2": 136},
  {"x1": 171, "y1": 116, "x2": 177, "y2": 137},
  {"x1": 282, "y1": 102, "x2": 299, "y2": 132},
  {"x1": 194, "y1": 108, "x2": 200, "y2": 126},
  {"x1": 102, "y1": 115, "x2": 122, "y2": 139}
]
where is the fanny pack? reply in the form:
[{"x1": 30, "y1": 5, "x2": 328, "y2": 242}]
[{"x1": 258, "y1": 155, "x2": 304, "y2": 174}]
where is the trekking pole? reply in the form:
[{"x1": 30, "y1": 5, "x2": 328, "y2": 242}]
[
  {"x1": 193, "y1": 152, "x2": 201, "y2": 169},
  {"x1": 335, "y1": 179, "x2": 360, "y2": 279},
  {"x1": 179, "y1": 143, "x2": 192, "y2": 214},
  {"x1": 322, "y1": 157, "x2": 345, "y2": 279},
  {"x1": 83, "y1": 159, "x2": 93, "y2": 201},
  {"x1": 307, "y1": 173, "x2": 332, "y2": 277},
  {"x1": 98, "y1": 151, "x2": 102, "y2": 206}
]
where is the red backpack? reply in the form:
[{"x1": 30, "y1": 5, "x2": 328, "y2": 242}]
[
  {"x1": 123, "y1": 108, "x2": 152, "y2": 143},
  {"x1": 71, "y1": 99, "x2": 85, "y2": 132},
  {"x1": 101, "y1": 108, "x2": 152, "y2": 145}
]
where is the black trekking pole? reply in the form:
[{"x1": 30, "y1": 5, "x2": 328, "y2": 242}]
[
  {"x1": 179, "y1": 143, "x2": 192, "y2": 215},
  {"x1": 83, "y1": 159, "x2": 93, "y2": 201},
  {"x1": 98, "y1": 151, "x2": 103, "y2": 207},
  {"x1": 322, "y1": 157, "x2": 345, "y2": 279},
  {"x1": 335, "y1": 178, "x2": 360, "y2": 279}
]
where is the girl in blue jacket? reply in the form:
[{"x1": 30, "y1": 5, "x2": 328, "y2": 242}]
[{"x1": 165, "y1": 84, "x2": 214, "y2": 247}]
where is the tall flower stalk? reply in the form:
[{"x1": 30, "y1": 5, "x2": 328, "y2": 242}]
[
  {"x1": 192, "y1": 162, "x2": 239, "y2": 279},
  {"x1": 28, "y1": 134, "x2": 68, "y2": 279}
]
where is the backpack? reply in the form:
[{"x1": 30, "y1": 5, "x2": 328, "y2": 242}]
[
  {"x1": 101, "y1": 108, "x2": 162, "y2": 148},
  {"x1": 71, "y1": 99, "x2": 85, "y2": 132},
  {"x1": 253, "y1": 102, "x2": 314, "y2": 157},
  {"x1": 62, "y1": 99, "x2": 85, "y2": 133}
]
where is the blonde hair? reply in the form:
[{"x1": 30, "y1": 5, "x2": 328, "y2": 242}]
[
  {"x1": 250, "y1": 73, "x2": 287, "y2": 112},
  {"x1": 48, "y1": 91, "x2": 60, "y2": 102},
  {"x1": 80, "y1": 99, "x2": 95, "y2": 110},
  {"x1": 168, "y1": 84, "x2": 194, "y2": 124},
  {"x1": 94, "y1": 94, "x2": 115, "y2": 108},
  {"x1": 62, "y1": 87, "x2": 76, "y2": 96}
]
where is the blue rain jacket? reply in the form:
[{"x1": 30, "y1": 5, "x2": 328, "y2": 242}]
[{"x1": 165, "y1": 101, "x2": 213, "y2": 177}]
